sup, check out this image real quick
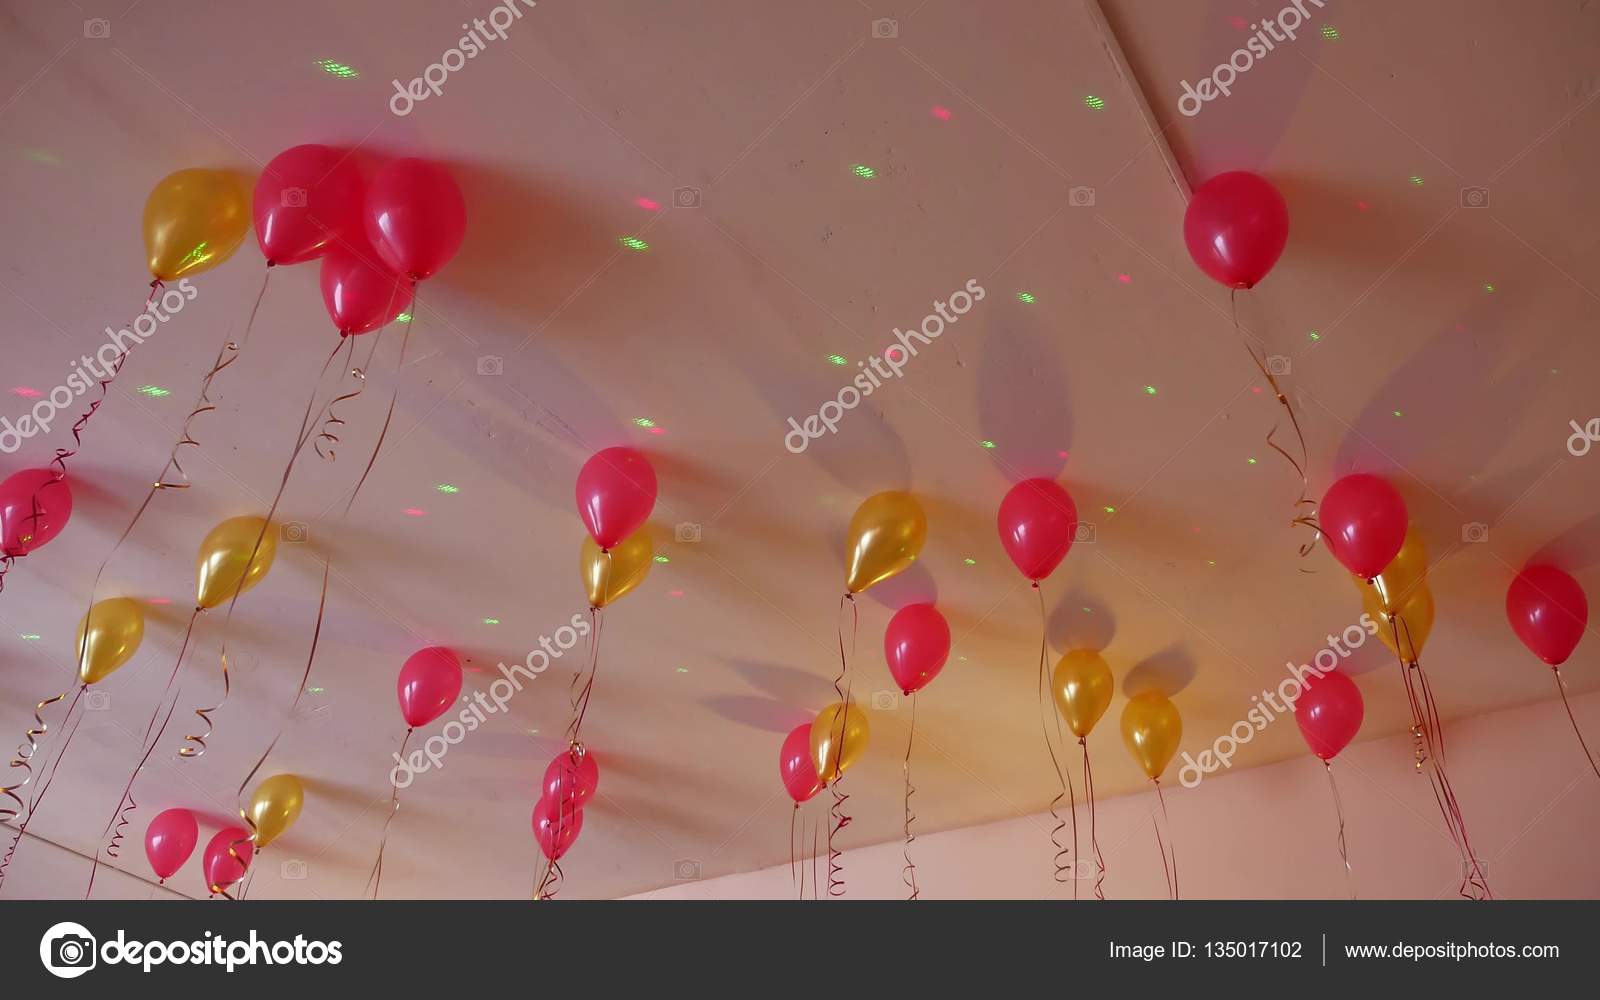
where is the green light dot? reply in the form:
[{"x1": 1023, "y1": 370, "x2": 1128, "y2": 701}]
[
  {"x1": 675, "y1": 666, "x2": 689, "y2": 673},
  {"x1": 19, "y1": 633, "x2": 41, "y2": 641},
  {"x1": 1143, "y1": 385, "x2": 1158, "y2": 395},
  {"x1": 1081, "y1": 607, "x2": 1093, "y2": 614},
  {"x1": 827, "y1": 354, "x2": 848, "y2": 366},
  {"x1": 979, "y1": 440, "x2": 996, "y2": 449},
  {"x1": 618, "y1": 236, "x2": 650, "y2": 251},
  {"x1": 1308, "y1": 331, "x2": 1321, "y2": 342},
  {"x1": 137, "y1": 385, "x2": 171, "y2": 397},
  {"x1": 851, "y1": 164, "x2": 876, "y2": 179},
  {"x1": 307, "y1": 686, "x2": 325, "y2": 694},
  {"x1": 482, "y1": 617, "x2": 500, "y2": 625},
  {"x1": 314, "y1": 59, "x2": 360, "y2": 78},
  {"x1": 1083, "y1": 95, "x2": 1105, "y2": 111},
  {"x1": 1392, "y1": 410, "x2": 1403, "y2": 417},
  {"x1": 632, "y1": 417, "x2": 656, "y2": 428},
  {"x1": 1247, "y1": 457, "x2": 1258, "y2": 465},
  {"x1": 1482, "y1": 283, "x2": 1496, "y2": 293},
  {"x1": 1409, "y1": 175, "x2": 1424, "y2": 187},
  {"x1": 1321, "y1": 25, "x2": 1340, "y2": 40},
  {"x1": 396, "y1": 312, "x2": 413, "y2": 323},
  {"x1": 1016, "y1": 291, "x2": 1037, "y2": 304},
  {"x1": 436, "y1": 483, "x2": 460, "y2": 494},
  {"x1": 963, "y1": 558, "x2": 977, "y2": 566},
  {"x1": 653, "y1": 555, "x2": 670, "y2": 564},
  {"x1": 1102, "y1": 505, "x2": 1116, "y2": 514},
  {"x1": 1207, "y1": 560, "x2": 1217, "y2": 566}
]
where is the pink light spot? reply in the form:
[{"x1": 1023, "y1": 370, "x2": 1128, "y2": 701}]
[
  {"x1": 1229, "y1": 16, "x2": 1248, "y2": 30},
  {"x1": 635, "y1": 197, "x2": 661, "y2": 212},
  {"x1": 931, "y1": 106, "x2": 952, "y2": 121},
  {"x1": 1251, "y1": 386, "x2": 1264, "y2": 395},
  {"x1": 11, "y1": 386, "x2": 42, "y2": 398},
  {"x1": 668, "y1": 589, "x2": 685, "y2": 598},
  {"x1": 403, "y1": 507, "x2": 427, "y2": 517},
  {"x1": 147, "y1": 597, "x2": 173, "y2": 605},
  {"x1": 647, "y1": 426, "x2": 666, "y2": 435},
  {"x1": 1355, "y1": 200, "x2": 1370, "y2": 212},
  {"x1": 1117, "y1": 273, "x2": 1132, "y2": 284},
  {"x1": 465, "y1": 665, "x2": 484, "y2": 673}
]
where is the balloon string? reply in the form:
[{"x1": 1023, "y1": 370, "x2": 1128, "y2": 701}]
[
  {"x1": 366, "y1": 727, "x2": 414, "y2": 900},
  {"x1": 902, "y1": 691, "x2": 919, "y2": 900},
  {"x1": 0, "y1": 687, "x2": 73, "y2": 826},
  {"x1": 1554, "y1": 668, "x2": 1600, "y2": 782},
  {"x1": 0, "y1": 686, "x2": 86, "y2": 893},
  {"x1": 826, "y1": 593, "x2": 857, "y2": 897},
  {"x1": 1324, "y1": 760, "x2": 1356, "y2": 900},
  {"x1": 1033, "y1": 583, "x2": 1076, "y2": 890},
  {"x1": 534, "y1": 859, "x2": 564, "y2": 900},
  {"x1": 790, "y1": 801, "x2": 800, "y2": 900},
  {"x1": 1081, "y1": 737, "x2": 1106, "y2": 900},
  {"x1": 810, "y1": 813, "x2": 820, "y2": 900},
  {"x1": 1152, "y1": 779, "x2": 1179, "y2": 900},
  {"x1": 86, "y1": 690, "x2": 180, "y2": 899},
  {"x1": 566, "y1": 603, "x2": 606, "y2": 745},
  {"x1": 0, "y1": 555, "x2": 13, "y2": 596}
]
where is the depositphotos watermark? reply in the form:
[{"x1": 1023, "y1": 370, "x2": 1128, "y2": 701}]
[
  {"x1": 39, "y1": 921, "x2": 341, "y2": 978},
  {"x1": 1177, "y1": 612, "x2": 1378, "y2": 788},
  {"x1": 389, "y1": 0, "x2": 537, "y2": 117},
  {"x1": 1567, "y1": 417, "x2": 1599, "y2": 457},
  {"x1": 1177, "y1": 0, "x2": 1328, "y2": 118},
  {"x1": 2, "y1": 278, "x2": 198, "y2": 454},
  {"x1": 785, "y1": 279, "x2": 986, "y2": 454},
  {"x1": 389, "y1": 612, "x2": 590, "y2": 788}
]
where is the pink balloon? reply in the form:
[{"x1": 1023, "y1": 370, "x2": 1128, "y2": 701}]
[
  {"x1": 0, "y1": 469, "x2": 72, "y2": 557},
  {"x1": 997, "y1": 478, "x2": 1078, "y2": 582},
  {"x1": 1183, "y1": 171, "x2": 1290, "y2": 289},
  {"x1": 1319, "y1": 473, "x2": 1407, "y2": 580},
  {"x1": 532, "y1": 796, "x2": 583, "y2": 861},
  {"x1": 884, "y1": 603, "x2": 952, "y2": 695},
  {"x1": 575, "y1": 447, "x2": 658, "y2": 550},
  {"x1": 1294, "y1": 669, "x2": 1364, "y2": 760},
  {"x1": 202, "y1": 826, "x2": 253, "y2": 892},
  {"x1": 364, "y1": 158, "x2": 466, "y2": 281},
  {"x1": 397, "y1": 646, "x2": 463, "y2": 728},
  {"x1": 145, "y1": 808, "x2": 199, "y2": 881},
  {"x1": 319, "y1": 231, "x2": 414, "y2": 335},
  {"x1": 253, "y1": 144, "x2": 364, "y2": 266},
  {"x1": 1507, "y1": 565, "x2": 1589, "y2": 666},
  {"x1": 779, "y1": 723, "x2": 821, "y2": 803},
  {"x1": 543, "y1": 748, "x2": 600, "y2": 809}
]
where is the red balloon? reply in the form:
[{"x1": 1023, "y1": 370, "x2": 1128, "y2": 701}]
[
  {"x1": 997, "y1": 478, "x2": 1078, "y2": 582},
  {"x1": 543, "y1": 749, "x2": 600, "y2": 809},
  {"x1": 1294, "y1": 669, "x2": 1364, "y2": 761},
  {"x1": 532, "y1": 796, "x2": 583, "y2": 861},
  {"x1": 364, "y1": 158, "x2": 466, "y2": 281},
  {"x1": 1183, "y1": 171, "x2": 1289, "y2": 289},
  {"x1": 253, "y1": 144, "x2": 364, "y2": 266},
  {"x1": 397, "y1": 646, "x2": 463, "y2": 728},
  {"x1": 1319, "y1": 473, "x2": 1407, "y2": 580},
  {"x1": 319, "y1": 231, "x2": 414, "y2": 334},
  {"x1": 0, "y1": 469, "x2": 72, "y2": 557},
  {"x1": 1506, "y1": 565, "x2": 1589, "y2": 666},
  {"x1": 202, "y1": 827, "x2": 254, "y2": 892},
  {"x1": 575, "y1": 447, "x2": 658, "y2": 550},
  {"x1": 778, "y1": 723, "x2": 821, "y2": 804},
  {"x1": 884, "y1": 603, "x2": 952, "y2": 695},
  {"x1": 144, "y1": 808, "x2": 199, "y2": 881}
]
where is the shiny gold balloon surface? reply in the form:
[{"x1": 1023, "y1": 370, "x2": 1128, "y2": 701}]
[
  {"x1": 1363, "y1": 527, "x2": 1427, "y2": 615},
  {"x1": 1120, "y1": 691, "x2": 1182, "y2": 780},
  {"x1": 1052, "y1": 649, "x2": 1114, "y2": 738},
  {"x1": 1363, "y1": 582, "x2": 1433, "y2": 663},
  {"x1": 76, "y1": 597, "x2": 145, "y2": 685},
  {"x1": 810, "y1": 700, "x2": 870, "y2": 782},
  {"x1": 196, "y1": 516, "x2": 276, "y2": 610},
  {"x1": 143, "y1": 168, "x2": 250, "y2": 281},
  {"x1": 844, "y1": 491, "x2": 927, "y2": 594},
  {"x1": 581, "y1": 528, "x2": 652, "y2": 608},
  {"x1": 246, "y1": 774, "x2": 304, "y2": 849}
]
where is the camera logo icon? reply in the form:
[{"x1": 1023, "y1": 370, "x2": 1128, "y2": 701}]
[
  {"x1": 1266, "y1": 355, "x2": 1292, "y2": 376},
  {"x1": 871, "y1": 18, "x2": 898, "y2": 38},
  {"x1": 83, "y1": 19, "x2": 111, "y2": 38},
  {"x1": 1069, "y1": 185, "x2": 1096, "y2": 207},
  {"x1": 281, "y1": 187, "x2": 309, "y2": 208},
  {"x1": 674, "y1": 522, "x2": 702, "y2": 543},
  {"x1": 477, "y1": 354, "x2": 504, "y2": 376},
  {"x1": 281, "y1": 521, "x2": 309, "y2": 544},
  {"x1": 84, "y1": 690, "x2": 112, "y2": 711},
  {"x1": 1073, "y1": 521, "x2": 1096, "y2": 544},
  {"x1": 673, "y1": 186, "x2": 701, "y2": 208},
  {"x1": 281, "y1": 859, "x2": 309, "y2": 880},
  {"x1": 871, "y1": 689, "x2": 899, "y2": 711},
  {"x1": 673, "y1": 858, "x2": 702, "y2": 880},
  {"x1": 1460, "y1": 186, "x2": 1489, "y2": 208},
  {"x1": 39, "y1": 922, "x2": 97, "y2": 978},
  {"x1": 1461, "y1": 522, "x2": 1490, "y2": 543}
]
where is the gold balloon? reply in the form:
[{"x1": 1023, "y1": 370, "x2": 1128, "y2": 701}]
[
  {"x1": 246, "y1": 774, "x2": 304, "y2": 849},
  {"x1": 75, "y1": 597, "x2": 145, "y2": 685},
  {"x1": 811, "y1": 700, "x2": 870, "y2": 782},
  {"x1": 1362, "y1": 527, "x2": 1427, "y2": 615},
  {"x1": 143, "y1": 168, "x2": 250, "y2": 280},
  {"x1": 1052, "y1": 649, "x2": 1114, "y2": 739},
  {"x1": 844, "y1": 491, "x2": 927, "y2": 594},
  {"x1": 1363, "y1": 582, "x2": 1434, "y2": 663},
  {"x1": 195, "y1": 516, "x2": 277, "y2": 610},
  {"x1": 581, "y1": 527, "x2": 652, "y2": 608},
  {"x1": 1120, "y1": 691, "x2": 1182, "y2": 780}
]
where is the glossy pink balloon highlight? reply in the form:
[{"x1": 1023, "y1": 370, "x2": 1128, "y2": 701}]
[
  {"x1": 532, "y1": 796, "x2": 583, "y2": 861},
  {"x1": 1294, "y1": 669, "x2": 1364, "y2": 760},
  {"x1": 202, "y1": 826, "x2": 254, "y2": 892},
  {"x1": 884, "y1": 603, "x2": 952, "y2": 695},
  {"x1": 0, "y1": 469, "x2": 72, "y2": 557},
  {"x1": 575, "y1": 447, "x2": 658, "y2": 550},
  {"x1": 779, "y1": 723, "x2": 821, "y2": 804},
  {"x1": 1319, "y1": 473, "x2": 1407, "y2": 580},
  {"x1": 397, "y1": 646, "x2": 463, "y2": 728},
  {"x1": 1506, "y1": 565, "x2": 1589, "y2": 666},
  {"x1": 253, "y1": 144, "x2": 364, "y2": 266},
  {"x1": 997, "y1": 478, "x2": 1078, "y2": 581},
  {"x1": 1183, "y1": 171, "x2": 1290, "y2": 289},
  {"x1": 319, "y1": 232, "x2": 414, "y2": 334},
  {"x1": 144, "y1": 807, "x2": 199, "y2": 881},
  {"x1": 543, "y1": 749, "x2": 600, "y2": 809},
  {"x1": 364, "y1": 158, "x2": 466, "y2": 281}
]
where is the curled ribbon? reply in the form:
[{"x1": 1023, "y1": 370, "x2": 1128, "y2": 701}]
[
  {"x1": 826, "y1": 594, "x2": 857, "y2": 897},
  {"x1": 0, "y1": 687, "x2": 87, "y2": 892},
  {"x1": 901, "y1": 691, "x2": 919, "y2": 900}
]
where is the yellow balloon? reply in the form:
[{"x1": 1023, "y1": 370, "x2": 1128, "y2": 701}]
[
  {"x1": 844, "y1": 491, "x2": 927, "y2": 594},
  {"x1": 246, "y1": 774, "x2": 304, "y2": 849},
  {"x1": 811, "y1": 700, "x2": 870, "y2": 782},
  {"x1": 143, "y1": 168, "x2": 249, "y2": 281},
  {"x1": 1363, "y1": 582, "x2": 1434, "y2": 663},
  {"x1": 1052, "y1": 649, "x2": 1114, "y2": 739},
  {"x1": 1362, "y1": 527, "x2": 1427, "y2": 615},
  {"x1": 581, "y1": 527, "x2": 652, "y2": 608},
  {"x1": 75, "y1": 597, "x2": 145, "y2": 685},
  {"x1": 196, "y1": 515, "x2": 277, "y2": 610},
  {"x1": 1120, "y1": 691, "x2": 1182, "y2": 780}
]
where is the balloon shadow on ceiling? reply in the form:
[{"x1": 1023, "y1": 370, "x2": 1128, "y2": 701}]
[
  {"x1": 1049, "y1": 592, "x2": 1117, "y2": 652},
  {"x1": 1531, "y1": 511, "x2": 1600, "y2": 574},
  {"x1": 703, "y1": 659, "x2": 831, "y2": 733},
  {"x1": 1121, "y1": 643, "x2": 1197, "y2": 698},
  {"x1": 859, "y1": 561, "x2": 938, "y2": 611},
  {"x1": 975, "y1": 299, "x2": 1072, "y2": 484}
]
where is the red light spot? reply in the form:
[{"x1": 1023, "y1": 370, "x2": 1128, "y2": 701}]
[
  {"x1": 1251, "y1": 386, "x2": 1264, "y2": 395},
  {"x1": 1057, "y1": 450, "x2": 1070, "y2": 460},
  {"x1": 1229, "y1": 15, "x2": 1248, "y2": 30},
  {"x1": 403, "y1": 508, "x2": 427, "y2": 517},
  {"x1": 647, "y1": 426, "x2": 666, "y2": 435},
  {"x1": 1355, "y1": 200, "x2": 1369, "y2": 212},
  {"x1": 1117, "y1": 273, "x2": 1132, "y2": 284},
  {"x1": 147, "y1": 597, "x2": 172, "y2": 605},
  {"x1": 635, "y1": 197, "x2": 661, "y2": 212},
  {"x1": 668, "y1": 589, "x2": 684, "y2": 598},
  {"x1": 931, "y1": 106, "x2": 952, "y2": 121},
  {"x1": 11, "y1": 387, "x2": 42, "y2": 398}
]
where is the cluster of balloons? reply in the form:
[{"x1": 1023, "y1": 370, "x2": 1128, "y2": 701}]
[
  {"x1": 576, "y1": 446, "x2": 659, "y2": 608},
  {"x1": 143, "y1": 772, "x2": 303, "y2": 894},
  {"x1": 535, "y1": 749, "x2": 597, "y2": 862}
]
